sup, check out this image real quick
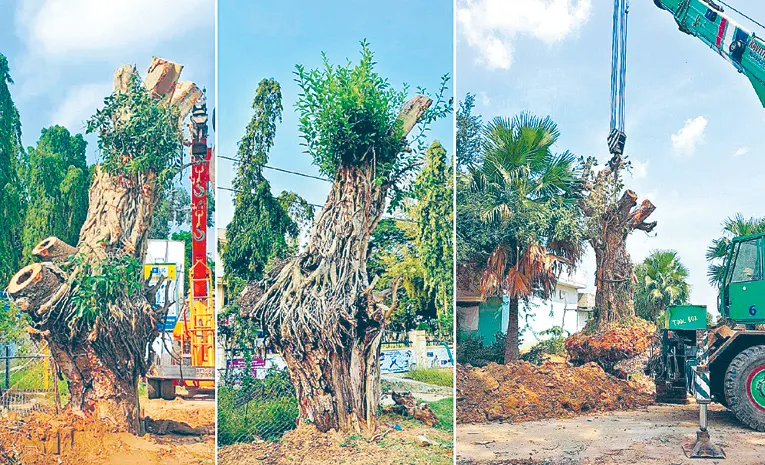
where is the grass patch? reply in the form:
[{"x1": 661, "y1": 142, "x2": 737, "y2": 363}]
[
  {"x1": 405, "y1": 368, "x2": 453, "y2": 387},
  {"x1": 427, "y1": 397, "x2": 454, "y2": 432}
]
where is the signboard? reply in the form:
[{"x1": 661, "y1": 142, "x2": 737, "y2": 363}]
[
  {"x1": 143, "y1": 263, "x2": 177, "y2": 280},
  {"x1": 380, "y1": 349, "x2": 413, "y2": 374},
  {"x1": 667, "y1": 305, "x2": 707, "y2": 330}
]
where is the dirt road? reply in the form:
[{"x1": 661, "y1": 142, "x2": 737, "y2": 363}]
[{"x1": 457, "y1": 403, "x2": 765, "y2": 465}]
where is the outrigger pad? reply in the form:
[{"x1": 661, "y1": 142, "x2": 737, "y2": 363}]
[{"x1": 683, "y1": 430, "x2": 726, "y2": 459}]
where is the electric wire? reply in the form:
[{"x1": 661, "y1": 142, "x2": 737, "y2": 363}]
[{"x1": 718, "y1": 0, "x2": 765, "y2": 32}]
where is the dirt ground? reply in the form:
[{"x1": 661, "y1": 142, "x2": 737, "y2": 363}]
[
  {"x1": 0, "y1": 390, "x2": 214, "y2": 465},
  {"x1": 456, "y1": 403, "x2": 765, "y2": 465},
  {"x1": 457, "y1": 362, "x2": 653, "y2": 424},
  {"x1": 218, "y1": 415, "x2": 453, "y2": 465}
]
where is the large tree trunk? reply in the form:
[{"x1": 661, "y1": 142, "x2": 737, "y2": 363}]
[
  {"x1": 504, "y1": 297, "x2": 519, "y2": 363},
  {"x1": 241, "y1": 96, "x2": 431, "y2": 433},
  {"x1": 6, "y1": 58, "x2": 200, "y2": 434},
  {"x1": 582, "y1": 160, "x2": 657, "y2": 330}
]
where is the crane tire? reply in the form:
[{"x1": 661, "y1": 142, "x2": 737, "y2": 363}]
[{"x1": 725, "y1": 344, "x2": 765, "y2": 431}]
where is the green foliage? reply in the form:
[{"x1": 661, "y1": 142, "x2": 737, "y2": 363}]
[
  {"x1": 69, "y1": 254, "x2": 143, "y2": 327},
  {"x1": 21, "y1": 126, "x2": 89, "y2": 260},
  {"x1": 634, "y1": 250, "x2": 691, "y2": 324},
  {"x1": 427, "y1": 397, "x2": 454, "y2": 432},
  {"x1": 706, "y1": 213, "x2": 765, "y2": 287},
  {"x1": 456, "y1": 331, "x2": 506, "y2": 367},
  {"x1": 222, "y1": 79, "x2": 299, "y2": 282},
  {"x1": 468, "y1": 113, "x2": 585, "y2": 299},
  {"x1": 218, "y1": 368, "x2": 298, "y2": 445},
  {"x1": 86, "y1": 72, "x2": 183, "y2": 189},
  {"x1": 404, "y1": 367, "x2": 453, "y2": 387},
  {"x1": 171, "y1": 230, "x2": 193, "y2": 273},
  {"x1": 520, "y1": 327, "x2": 567, "y2": 365},
  {"x1": 411, "y1": 142, "x2": 454, "y2": 338},
  {"x1": 0, "y1": 54, "x2": 25, "y2": 285},
  {"x1": 456, "y1": 93, "x2": 483, "y2": 172},
  {"x1": 295, "y1": 41, "x2": 450, "y2": 201},
  {"x1": 217, "y1": 276, "x2": 260, "y2": 350},
  {"x1": 149, "y1": 187, "x2": 190, "y2": 239}
]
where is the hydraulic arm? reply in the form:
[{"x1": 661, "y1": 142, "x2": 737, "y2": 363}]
[{"x1": 654, "y1": 0, "x2": 765, "y2": 107}]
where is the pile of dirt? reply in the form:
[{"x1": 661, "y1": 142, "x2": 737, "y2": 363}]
[
  {"x1": 565, "y1": 319, "x2": 657, "y2": 372},
  {"x1": 456, "y1": 361, "x2": 653, "y2": 424},
  {"x1": 0, "y1": 397, "x2": 215, "y2": 465},
  {"x1": 218, "y1": 417, "x2": 453, "y2": 465}
]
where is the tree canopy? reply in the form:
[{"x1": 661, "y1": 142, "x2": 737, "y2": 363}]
[
  {"x1": 634, "y1": 250, "x2": 691, "y2": 324},
  {"x1": 221, "y1": 78, "x2": 300, "y2": 282},
  {"x1": 21, "y1": 126, "x2": 89, "y2": 261},
  {"x1": 411, "y1": 141, "x2": 454, "y2": 337},
  {"x1": 0, "y1": 54, "x2": 25, "y2": 285}
]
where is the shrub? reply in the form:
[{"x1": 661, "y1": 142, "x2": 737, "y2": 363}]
[{"x1": 456, "y1": 331, "x2": 505, "y2": 367}]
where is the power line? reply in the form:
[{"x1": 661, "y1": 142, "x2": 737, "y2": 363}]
[
  {"x1": 718, "y1": 0, "x2": 765, "y2": 32},
  {"x1": 217, "y1": 186, "x2": 415, "y2": 223},
  {"x1": 218, "y1": 155, "x2": 330, "y2": 183}
]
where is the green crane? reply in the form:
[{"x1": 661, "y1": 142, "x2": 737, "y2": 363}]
[
  {"x1": 655, "y1": 0, "x2": 765, "y2": 106},
  {"x1": 606, "y1": 0, "x2": 765, "y2": 458}
]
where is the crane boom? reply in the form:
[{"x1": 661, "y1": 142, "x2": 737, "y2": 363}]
[{"x1": 655, "y1": 0, "x2": 765, "y2": 107}]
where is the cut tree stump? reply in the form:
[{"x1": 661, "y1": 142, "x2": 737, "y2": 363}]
[
  {"x1": 32, "y1": 236, "x2": 78, "y2": 262},
  {"x1": 391, "y1": 391, "x2": 439, "y2": 427}
]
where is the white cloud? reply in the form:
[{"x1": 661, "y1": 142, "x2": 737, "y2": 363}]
[
  {"x1": 457, "y1": 0, "x2": 592, "y2": 70},
  {"x1": 671, "y1": 116, "x2": 707, "y2": 156},
  {"x1": 630, "y1": 158, "x2": 648, "y2": 179},
  {"x1": 478, "y1": 91, "x2": 491, "y2": 106},
  {"x1": 733, "y1": 146, "x2": 750, "y2": 157},
  {"x1": 15, "y1": 0, "x2": 211, "y2": 60},
  {"x1": 51, "y1": 83, "x2": 112, "y2": 132}
]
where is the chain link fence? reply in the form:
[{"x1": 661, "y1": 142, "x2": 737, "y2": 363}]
[
  {"x1": 0, "y1": 343, "x2": 64, "y2": 415},
  {"x1": 217, "y1": 348, "x2": 298, "y2": 446}
]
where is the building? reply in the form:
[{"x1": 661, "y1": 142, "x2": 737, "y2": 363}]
[{"x1": 457, "y1": 266, "x2": 595, "y2": 348}]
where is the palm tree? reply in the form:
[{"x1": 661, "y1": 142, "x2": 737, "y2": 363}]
[
  {"x1": 706, "y1": 214, "x2": 765, "y2": 288},
  {"x1": 471, "y1": 113, "x2": 584, "y2": 363},
  {"x1": 634, "y1": 250, "x2": 691, "y2": 324}
]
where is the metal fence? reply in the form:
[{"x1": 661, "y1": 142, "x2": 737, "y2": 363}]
[
  {"x1": 0, "y1": 344, "x2": 62, "y2": 415},
  {"x1": 217, "y1": 348, "x2": 298, "y2": 446}
]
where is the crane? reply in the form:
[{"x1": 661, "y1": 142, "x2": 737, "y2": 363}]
[{"x1": 607, "y1": 0, "x2": 765, "y2": 458}]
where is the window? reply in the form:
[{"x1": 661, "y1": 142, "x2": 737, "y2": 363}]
[{"x1": 730, "y1": 239, "x2": 762, "y2": 283}]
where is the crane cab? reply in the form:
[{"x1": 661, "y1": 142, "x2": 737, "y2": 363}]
[{"x1": 720, "y1": 233, "x2": 765, "y2": 324}]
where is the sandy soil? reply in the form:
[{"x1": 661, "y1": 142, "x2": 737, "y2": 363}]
[
  {"x1": 218, "y1": 416, "x2": 453, "y2": 465},
  {"x1": 456, "y1": 403, "x2": 765, "y2": 465},
  {"x1": 0, "y1": 391, "x2": 215, "y2": 465}
]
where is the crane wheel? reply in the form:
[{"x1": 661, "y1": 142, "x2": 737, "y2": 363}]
[{"x1": 724, "y1": 345, "x2": 765, "y2": 431}]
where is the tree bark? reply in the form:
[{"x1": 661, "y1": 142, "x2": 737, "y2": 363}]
[
  {"x1": 581, "y1": 159, "x2": 657, "y2": 331},
  {"x1": 241, "y1": 96, "x2": 432, "y2": 433},
  {"x1": 6, "y1": 58, "x2": 201, "y2": 434},
  {"x1": 504, "y1": 297, "x2": 520, "y2": 363}
]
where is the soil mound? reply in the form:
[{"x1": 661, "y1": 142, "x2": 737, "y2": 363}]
[
  {"x1": 565, "y1": 320, "x2": 657, "y2": 371},
  {"x1": 218, "y1": 417, "x2": 453, "y2": 465},
  {"x1": 456, "y1": 361, "x2": 653, "y2": 424}
]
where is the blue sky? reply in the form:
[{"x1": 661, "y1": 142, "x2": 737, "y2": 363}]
[
  {"x1": 457, "y1": 0, "x2": 765, "y2": 315},
  {"x1": 1, "y1": 0, "x2": 214, "y2": 239},
  {"x1": 216, "y1": 0, "x2": 454, "y2": 230}
]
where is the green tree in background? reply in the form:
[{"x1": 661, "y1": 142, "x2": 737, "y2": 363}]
[
  {"x1": 470, "y1": 113, "x2": 584, "y2": 362},
  {"x1": 0, "y1": 54, "x2": 25, "y2": 285},
  {"x1": 149, "y1": 186, "x2": 190, "y2": 239},
  {"x1": 221, "y1": 78, "x2": 299, "y2": 282},
  {"x1": 707, "y1": 214, "x2": 765, "y2": 287},
  {"x1": 456, "y1": 92, "x2": 483, "y2": 172},
  {"x1": 411, "y1": 141, "x2": 454, "y2": 338},
  {"x1": 634, "y1": 250, "x2": 691, "y2": 324},
  {"x1": 21, "y1": 126, "x2": 89, "y2": 261}
]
